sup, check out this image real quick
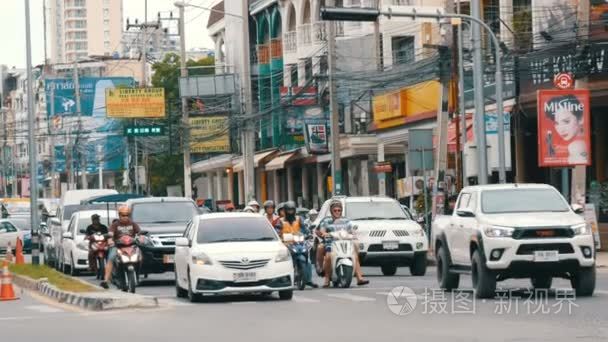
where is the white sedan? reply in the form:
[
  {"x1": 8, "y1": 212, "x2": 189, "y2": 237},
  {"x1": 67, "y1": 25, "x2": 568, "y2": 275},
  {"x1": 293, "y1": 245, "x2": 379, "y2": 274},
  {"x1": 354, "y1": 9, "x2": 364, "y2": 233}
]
[{"x1": 174, "y1": 213, "x2": 294, "y2": 302}]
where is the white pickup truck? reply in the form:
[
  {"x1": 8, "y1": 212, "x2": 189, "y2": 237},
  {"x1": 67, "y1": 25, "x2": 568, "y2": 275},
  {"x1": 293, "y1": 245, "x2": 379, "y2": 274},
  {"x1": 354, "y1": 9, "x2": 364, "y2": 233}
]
[{"x1": 432, "y1": 183, "x2": 596, "y2": 298}]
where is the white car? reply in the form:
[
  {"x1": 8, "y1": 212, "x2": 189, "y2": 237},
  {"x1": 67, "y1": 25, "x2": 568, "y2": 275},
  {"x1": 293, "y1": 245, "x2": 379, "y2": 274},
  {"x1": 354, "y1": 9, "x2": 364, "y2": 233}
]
[
  {"x1": 59, "y1": 210, "x2": 117, "y2": 276},
  {"x1": 432, "y1": 184, "x2": 596, "y2": 298},
  {"x1": 313, "y1": 196, "x2": 428, "y2": 276},
  {"x1": 0, "y1": 220, "x2": 26, "y2": 253},
  {"x1": 174, "y1": 213, "x2": 294, "y2": 302}
]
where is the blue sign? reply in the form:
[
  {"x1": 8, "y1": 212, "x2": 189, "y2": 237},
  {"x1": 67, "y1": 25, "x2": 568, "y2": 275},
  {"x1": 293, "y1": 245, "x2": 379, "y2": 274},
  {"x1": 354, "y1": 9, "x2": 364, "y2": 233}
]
[
  {"x1": 484, "y1": 112, "x2": 511, "y2": 134},
  {"x1": 45, "y1": 77, "x2": 134, "y2": 117},
  {"x1": 53, "y1": 136, "x2": 125, "y2": 173}
]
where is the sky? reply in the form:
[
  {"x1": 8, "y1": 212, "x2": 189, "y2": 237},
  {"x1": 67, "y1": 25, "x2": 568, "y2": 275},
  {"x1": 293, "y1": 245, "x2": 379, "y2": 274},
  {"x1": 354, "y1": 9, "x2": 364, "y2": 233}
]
[{"x1": 0, "y1": 0, "x2": 216, "y2": 68}]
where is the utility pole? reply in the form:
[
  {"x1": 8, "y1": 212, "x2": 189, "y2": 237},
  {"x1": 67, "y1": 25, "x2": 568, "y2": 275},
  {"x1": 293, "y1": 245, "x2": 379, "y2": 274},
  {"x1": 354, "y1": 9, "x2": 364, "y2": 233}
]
[
  {"x1": 457, "y1": 0, "x2": 468, "y2": 188},
  {"x1": 176, "y1": 2, "x2": 192, "y2": 199},
  {"x1": 73, "y1": 61, "x2": 86, "y2": 189},
  {"x1": 470, "y1": 0, "x2": 488, "y2": 185},
  {"x1": 239, "y1": 0, "x2": 255, "y2": 203},
  {"x1": 50, "y1": 88, "x2": 56, "y2": 197},
  {"x1": 25, "y1": 0, "x2": 40, "y2": 264},
  {"x1": 327, "y1": 0, "x2": 342, "y2": 195}
]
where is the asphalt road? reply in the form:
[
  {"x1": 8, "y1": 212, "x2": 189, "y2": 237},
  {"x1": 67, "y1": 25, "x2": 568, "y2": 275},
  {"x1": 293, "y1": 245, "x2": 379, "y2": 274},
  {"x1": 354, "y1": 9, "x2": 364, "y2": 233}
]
[{"x1": 3, "y1": 266, "x2": 608, "y2": 342}]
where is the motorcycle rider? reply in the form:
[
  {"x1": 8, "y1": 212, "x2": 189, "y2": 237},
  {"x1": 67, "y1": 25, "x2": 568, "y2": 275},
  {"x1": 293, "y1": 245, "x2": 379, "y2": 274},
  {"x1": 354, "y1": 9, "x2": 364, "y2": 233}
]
[
  {"x1": 279, "y1": 201, "x2": 318, "y2": 288},
  {"x1": 100, "y1": 206, "x2": 141, "y2": 289},
  {"x1": 263, "y1": 200, "x2": 281, "y2": 230},
  {"x1": 85, "y1": 214, "x2": 108, "y2": 273},
  {"x1": 316, "y1": 200, "x2": 369, "y2": 288},
  {"x1": 247, "y1": 200, "x2": 261, "y2": 213}
]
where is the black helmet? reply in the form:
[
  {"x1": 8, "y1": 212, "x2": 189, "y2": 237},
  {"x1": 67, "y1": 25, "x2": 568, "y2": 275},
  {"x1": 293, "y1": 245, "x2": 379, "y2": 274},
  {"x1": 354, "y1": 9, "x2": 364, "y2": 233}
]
[
  {"x1": 91, "y1": 214, "x2": 101, "y2": 220},
  {"x1": 263, "y1": 200, "x2": 275, "y2": 209},
  {"x1": 284, "y1": 201, "x2": 296, "y2": 210},
  {"x1": 277, "y1": 202, "x2": 285, "y2": 211}
]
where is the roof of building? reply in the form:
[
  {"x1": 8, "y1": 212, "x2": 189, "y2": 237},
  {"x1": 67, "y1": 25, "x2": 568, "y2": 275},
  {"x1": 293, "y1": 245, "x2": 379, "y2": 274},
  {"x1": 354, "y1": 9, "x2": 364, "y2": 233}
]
[{"x1": 207, "y1": 1, "x2": 224, "y2": 28}]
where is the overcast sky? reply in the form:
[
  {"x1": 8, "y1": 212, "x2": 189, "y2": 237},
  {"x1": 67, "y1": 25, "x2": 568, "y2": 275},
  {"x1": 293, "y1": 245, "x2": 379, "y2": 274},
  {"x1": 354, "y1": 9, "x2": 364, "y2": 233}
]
[{"x1": 0, "y1": 0, "x2": 215, "y2": 68}]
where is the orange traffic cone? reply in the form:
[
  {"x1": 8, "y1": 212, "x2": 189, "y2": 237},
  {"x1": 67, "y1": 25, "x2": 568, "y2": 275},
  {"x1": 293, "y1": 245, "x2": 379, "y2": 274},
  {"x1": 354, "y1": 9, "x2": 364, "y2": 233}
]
[
  {"x1": 0, "y1": 260, "x2": 18, "y2": 301},
  {"x1": 4, "y1": 242, "x2": 13, "y2": 263},
  {"x1": 15, "y1": 237, "x2": 25, "y2": 265}
]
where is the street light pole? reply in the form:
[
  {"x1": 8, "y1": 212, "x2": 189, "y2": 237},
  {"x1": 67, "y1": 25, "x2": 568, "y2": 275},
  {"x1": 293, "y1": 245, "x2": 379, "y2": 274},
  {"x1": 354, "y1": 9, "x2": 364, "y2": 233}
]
[
  {"x1": 327, "y1": 0, "x2": 342, "y2": 196},
  {"x1": 25, "y1": 0, "x2": 40, "y2": 264}
]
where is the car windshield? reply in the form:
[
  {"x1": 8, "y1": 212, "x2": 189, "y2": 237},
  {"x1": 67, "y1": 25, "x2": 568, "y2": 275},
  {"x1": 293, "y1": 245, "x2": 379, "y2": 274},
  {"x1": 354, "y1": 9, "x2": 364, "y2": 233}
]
[
  {"x1": 197, "y1": 217, "x2": 278, "y2": 244},
  {"x1": 132, "y1": 202, "x2": 198, "y2": 224},
  {"x1": 77, "y1": 216, "x2": 113, "y2": 235},
  {"x1": 63, "y1": 204, "x2": 119, "y2": 221},
  {"x1": 345, "y1": 201, "x2": 408, "y2": 220},
  {"x1": 481, "y1": 189, "x2": 570, "y2": 214}
]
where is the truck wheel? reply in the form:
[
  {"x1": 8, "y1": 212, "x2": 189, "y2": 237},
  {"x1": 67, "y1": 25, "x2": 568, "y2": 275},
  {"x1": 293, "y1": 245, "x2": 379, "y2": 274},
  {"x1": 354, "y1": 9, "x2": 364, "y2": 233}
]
[
  {"x1": 437, "y1": 247, "x2": 459, "y2": 290},
  {"x1": 471, "y1": 250, "x2": 496, "y2": 299},
  {"x1": 531, "y1": 276, "x2": 552, "y2": 289},
  {"x1": 410, "y1": 252, "x2": 427, "y2": 276},
  {"x1": 571, "y1": 267, "x2": 595, "y2": 297},
  {"x1": 381, "y1": 265, "x2": 397, "y2": 276}
]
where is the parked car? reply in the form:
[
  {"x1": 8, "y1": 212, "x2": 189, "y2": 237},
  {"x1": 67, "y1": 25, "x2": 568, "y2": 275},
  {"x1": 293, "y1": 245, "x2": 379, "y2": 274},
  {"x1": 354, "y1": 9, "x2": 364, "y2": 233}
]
[
  {"x1": 126, "y1": 197, "x2": 199, "y2": 275},
  {"x1": 311, "y1": 196, "x2": 428, "y2": 276},
  {"x1": 59, "y1": 209, "x2": 117, "y2": 276},
  {"x1": 432, "y1": 183, "x2": 596, "y2": 298},
  {"x1": 174, "y1": 213, "x2": 294, "y2": 302},
  {"x1": 0, "y1": 220, "x2": 29, "y2": 254}
]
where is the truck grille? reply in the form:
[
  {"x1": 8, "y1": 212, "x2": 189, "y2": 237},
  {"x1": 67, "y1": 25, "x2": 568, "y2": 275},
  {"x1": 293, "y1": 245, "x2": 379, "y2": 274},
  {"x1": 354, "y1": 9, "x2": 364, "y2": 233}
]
[
  {"x1": 392, "y1": 230, "x2": 409, "y2": 237},
  {"x1": 368, "y1": 244, "x2": 413, "y2": 252},
  {"x1": 368, "y1": 230, "x2": 387, "y2": 237},
  {"x1": 512, "y1": 228, "x2": 574, "y2": 239},
  {"x1": 516, "y1": 243, "x2": 574, "y2": 255},
  {"x1": 219, "y1": 259, "x2": 270, "y2": 270}
]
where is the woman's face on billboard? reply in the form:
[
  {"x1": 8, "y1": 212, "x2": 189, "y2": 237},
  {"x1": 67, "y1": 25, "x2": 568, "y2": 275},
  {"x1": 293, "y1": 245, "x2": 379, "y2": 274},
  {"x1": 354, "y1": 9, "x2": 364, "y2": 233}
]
[{"x1": 553, "y1": 107, "x2": 581, "y2": 141}]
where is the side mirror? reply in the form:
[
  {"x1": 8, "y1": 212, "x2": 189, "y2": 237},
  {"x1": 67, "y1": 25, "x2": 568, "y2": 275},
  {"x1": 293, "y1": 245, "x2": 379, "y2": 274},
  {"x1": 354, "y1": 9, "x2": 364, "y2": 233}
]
[
  {"x1": 175, "y1": 237, "x2": 190, "y2": 247},
  {"x1": 62, "y1": 232, "x2": 73, "y2": 239},
  {"x1": 572, "y1": 204, "x2": 584, "y2": 214},
  {"x1": 456, "y1": 209, "x2": 475, "y2": 218}
]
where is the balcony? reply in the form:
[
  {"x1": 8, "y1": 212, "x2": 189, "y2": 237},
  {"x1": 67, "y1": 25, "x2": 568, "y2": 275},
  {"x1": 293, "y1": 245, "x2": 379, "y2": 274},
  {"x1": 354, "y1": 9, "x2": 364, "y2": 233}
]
[
  {"x1": 298, "y1": 24, "x2": 312, "y2": 47},
  {"x1": 270, "y1": 38, "x2": 282, "y2": 59},
  {"x1": 283, "y1": 31, "x2": 297, "y2": 54},
  {"x1": 313, "y1": 22, "x2": 326, "y2": 44}
]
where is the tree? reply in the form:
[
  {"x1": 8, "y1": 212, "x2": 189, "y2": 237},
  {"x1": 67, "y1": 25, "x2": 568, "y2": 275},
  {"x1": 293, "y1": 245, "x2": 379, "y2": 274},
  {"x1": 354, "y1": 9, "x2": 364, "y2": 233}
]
[{"x1": 151, "y1": 53, "x2": 215, "y2": 104}]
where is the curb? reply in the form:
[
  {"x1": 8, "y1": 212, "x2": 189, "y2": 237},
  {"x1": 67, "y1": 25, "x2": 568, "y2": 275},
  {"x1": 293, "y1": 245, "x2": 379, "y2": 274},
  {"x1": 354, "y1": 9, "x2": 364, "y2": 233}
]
[{"x1": 12, "y1": 274, "x2": 158, "y2": 311}]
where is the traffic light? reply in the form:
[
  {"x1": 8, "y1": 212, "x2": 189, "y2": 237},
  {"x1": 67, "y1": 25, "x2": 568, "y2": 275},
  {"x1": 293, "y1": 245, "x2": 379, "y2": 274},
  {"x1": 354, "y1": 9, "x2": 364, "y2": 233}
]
[{"x1": 124, "y1": 125, "x2": 165, "y2": 137}]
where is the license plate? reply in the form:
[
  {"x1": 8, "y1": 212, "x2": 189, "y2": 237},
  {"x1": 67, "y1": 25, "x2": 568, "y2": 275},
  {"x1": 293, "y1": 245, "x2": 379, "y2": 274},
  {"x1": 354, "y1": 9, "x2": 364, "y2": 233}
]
[
  {"x1": 163, "y1": 254, "x2": 175, "y2": 264},
  {"x1": 534, "y1": 250, "x2": 559, "y2": 262},
  {"x1": 382, "y1": 241, "x2": 399, "y2": 250},
  {"x1": 233, "y1": 272, "x2": 257, "y2": 282}
]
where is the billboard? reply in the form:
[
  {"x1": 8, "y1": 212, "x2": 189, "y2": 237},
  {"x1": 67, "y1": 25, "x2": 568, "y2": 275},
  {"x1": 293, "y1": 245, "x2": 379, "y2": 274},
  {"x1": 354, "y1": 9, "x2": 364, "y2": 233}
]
[
  {"x1": 537, "y1": 89, "x2": 591, "y2": 167},
  {"x1": 45, "y1": 77, "x2": 134, "y2": 117},
  {"x1": 303, "y1": 106, "x2": 329, "y2": 154},
  {"x1": 53, "y1": 136, "x2": 125, "y2": 173},
  {"x1": 189, "y1": 116, "x2": 230, "y2": 154},
  {"x1": 106, "y1": 88, "x2": 166, "y2": 118}
]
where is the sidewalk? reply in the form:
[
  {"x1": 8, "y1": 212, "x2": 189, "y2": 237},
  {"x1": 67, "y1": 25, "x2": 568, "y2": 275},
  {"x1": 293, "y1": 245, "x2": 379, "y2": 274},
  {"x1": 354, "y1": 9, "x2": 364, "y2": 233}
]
[{"x1": 597, "y1": 251, "x2": 608, "y2": 268}]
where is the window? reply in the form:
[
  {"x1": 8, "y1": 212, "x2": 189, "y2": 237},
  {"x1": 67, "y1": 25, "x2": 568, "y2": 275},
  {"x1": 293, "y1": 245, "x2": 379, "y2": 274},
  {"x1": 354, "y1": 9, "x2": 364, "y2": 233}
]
[
  {"x1": 304, "y1": 58, "x2": 313, "y2": 82},
  {"x1": 104, "y1": 20, "x2": 110, "y2": 27},
  {"x1": 196, "y1": 217, "x2": 277, "y2": 244},
  {"x1": 103, "y1": 9, "x2": 109, "y2": 19},
  {"x1": 392, "y1": 36, "x2": 415, "y2": 65},
  {"x1": 131, "y1": 202, "x2": 198, "y2": 224},
  {"x1": 457, "y1": 193, "x2": 471, "y2": 210},
  {"x1": 344, "y1": 200, "x2": 408, "y2": 220},
  {"x1": 104, "y1": 30, "x2": 110, "y2": 40},
  {"x1": 481, "y1": 189, "x2": 570, "y2": 214},
  {"x1": 76, "y1": 20, "x2": 86, "y2": 28},
  {"x1": 103, "y1": 0, "x2": 110, "y2": 5},
  {"x1": 468, "y1": 192, "x2": 477, "y2": 211},
  {"x1": 104, "y1": 42, "x2": 110, "y2": 49},
  {"x1": 290, "y1": 64, "x2": 298, "y2": 86},
  {"x1": 0, "y1": 222, "x2": 17, "y2": 233}
]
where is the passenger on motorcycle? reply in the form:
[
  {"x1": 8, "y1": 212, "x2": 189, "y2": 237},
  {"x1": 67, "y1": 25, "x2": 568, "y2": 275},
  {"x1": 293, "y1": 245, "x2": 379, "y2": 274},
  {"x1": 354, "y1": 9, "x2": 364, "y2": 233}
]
[
  {"x1": 100, "y1": 206, "x2": 141, "y2": 289},
  {"x1": 316, "y1": 200, "x2": 369, "y2": 288},
  {"x1": 304, "y1": 209, "x2": 318, "y2": 227},
  {"x1": 277, "y1": 202, "x2": 286, "y2": 218},
  {"x1": 279, "y1": 201, "x2": 318, "y2": 288},
  {"x1": 85, "y1": 214, "x2": 108, "y2": 273},
  {"x1": 247, "y1": 200, "x2": 261, "y2": 213},
  {"x1": 263, "y1": 200, "x2": 281, "y2": 231}
]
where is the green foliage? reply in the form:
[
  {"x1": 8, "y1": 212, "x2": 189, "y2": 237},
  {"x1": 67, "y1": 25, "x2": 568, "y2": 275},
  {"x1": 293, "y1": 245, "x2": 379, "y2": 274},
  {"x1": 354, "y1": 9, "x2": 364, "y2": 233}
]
[
  {"x1": 149, "y1": 154, "x2": 184, "y2": 196},
  {"x1": 414, "y1": 193, "x2": 431, "y2": 216},
  {"x1": 151, "y1": 53, "x2": 215, "y2": 103}
]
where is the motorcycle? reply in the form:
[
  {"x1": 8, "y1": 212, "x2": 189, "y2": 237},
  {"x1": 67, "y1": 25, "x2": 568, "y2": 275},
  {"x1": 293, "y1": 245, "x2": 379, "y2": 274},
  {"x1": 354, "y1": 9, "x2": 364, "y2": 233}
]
[
  {"x1": 283, "y1": 233, "x2": 313, "y2": 291},
  {"x1": 89, "y1": 232, "x2": 109, "y2": 280},
  {"x1": 111, "y1": 235, "x2": 143, "y2": 293},
  {"x1": 325, "y1": 230, "x2": 356, "y2": 288}
]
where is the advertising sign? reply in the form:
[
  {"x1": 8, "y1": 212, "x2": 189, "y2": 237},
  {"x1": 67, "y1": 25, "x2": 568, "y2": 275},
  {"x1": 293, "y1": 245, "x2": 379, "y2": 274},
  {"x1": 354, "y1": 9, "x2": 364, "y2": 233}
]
[
  {"x1": 372, "y1": 90, "x2": 402, "y2": 121},
  {"x1": 45, "y1": 77, "x2": 134, "y2": 117},
  {"x1": 303, "y1": 107, "x2": 329, "y2": 154},
  {"x1": 106, "y1": 88, "x2": 166, "y2": 118},
  {"x1": 189, "y1": 116, "x2": 230, "y2": 154},
  {"x1": 537, "y1": 89, "x2": 591, "y2": 167}
]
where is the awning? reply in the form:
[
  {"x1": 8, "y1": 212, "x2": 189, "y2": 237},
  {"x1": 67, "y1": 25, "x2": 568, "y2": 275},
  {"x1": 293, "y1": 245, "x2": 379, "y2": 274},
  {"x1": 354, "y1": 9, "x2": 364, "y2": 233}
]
[
  {"x1": 265, "y1": 151, "x2": 298, "y2": 171},
  {"x1": 191, "y1": 154, "x2": 234, "y2": 173},
  {"x1": 232, "y1": 149, "x2": 278, "y2": 172}
]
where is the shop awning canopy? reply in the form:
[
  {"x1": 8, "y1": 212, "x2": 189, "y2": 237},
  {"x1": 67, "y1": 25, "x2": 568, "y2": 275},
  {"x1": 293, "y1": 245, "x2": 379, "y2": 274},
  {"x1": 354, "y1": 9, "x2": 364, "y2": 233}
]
[
  {"x1": 233, "y1": 149, "x2": 278, "y2": 172},
  {"x1": 191, "y1": 154, "x2": 234, "y2": 174},
  {"x1": 265, "y1": 151, "x2": 299, "y2": 171}
]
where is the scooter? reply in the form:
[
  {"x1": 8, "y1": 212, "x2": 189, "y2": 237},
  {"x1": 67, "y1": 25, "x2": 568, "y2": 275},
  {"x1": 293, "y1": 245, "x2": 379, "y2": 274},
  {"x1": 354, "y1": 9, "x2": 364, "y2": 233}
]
[
  {"x1": 283, "y1": 233, "x2": 313, "y2": 291},
  {"x1": 111, "y1": 235, "x2": 142, "y2": 293},
  {"x1": 89, "y1": 232, "x2": 109, "y2": 280},
  {"x1": 325, "y1": 229, "x2": 356, "y2": 288}
]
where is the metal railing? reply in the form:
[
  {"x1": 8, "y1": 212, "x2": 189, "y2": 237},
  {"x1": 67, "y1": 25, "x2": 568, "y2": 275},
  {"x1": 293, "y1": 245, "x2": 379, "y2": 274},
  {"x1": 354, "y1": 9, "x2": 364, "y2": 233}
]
[
  {"x1": 284, "y1": 31, "x2": 298, "y2": 53},
  {"x1": 299, "y1": 24, "x2": 312, "y2": 46}
]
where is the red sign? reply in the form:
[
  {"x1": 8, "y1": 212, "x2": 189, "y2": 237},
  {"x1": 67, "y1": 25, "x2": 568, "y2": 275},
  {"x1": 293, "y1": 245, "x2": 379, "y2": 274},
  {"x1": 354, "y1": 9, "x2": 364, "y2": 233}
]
[
  {"x1": 280, "y1": 86, "x2": 317, "y2": 106},
  {"x1": 553, "y1": 73, "x2": 574, "y2": 90},
  {"x1": 373, "y1": 162, "x2": 393, "y2": 174},
  {"x1": 537, "y1": 89, "x2": 591, "y2": 167}
]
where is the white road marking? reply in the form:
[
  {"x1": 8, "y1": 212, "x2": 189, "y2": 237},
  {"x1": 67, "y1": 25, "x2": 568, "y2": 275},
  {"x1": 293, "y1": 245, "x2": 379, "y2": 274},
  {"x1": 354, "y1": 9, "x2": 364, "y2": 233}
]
[
  {"x1": 326, "y1": 293, "x2": 376, "y2": 302},
  {"x1": 24, "y1": 305, "x2": 64, "y2": 313},
  {"x1": 292, "y1": 296, "x2": 321, "y2": 303},
  {"x1": 594, "y1": 290, "x2": 608, "y2": 295}
]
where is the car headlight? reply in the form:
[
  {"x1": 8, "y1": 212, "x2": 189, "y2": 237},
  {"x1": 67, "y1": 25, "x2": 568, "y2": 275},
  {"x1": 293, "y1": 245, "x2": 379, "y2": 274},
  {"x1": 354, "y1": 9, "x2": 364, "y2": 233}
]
[
  {"x1": 275, "y1": 247, "x2": 291, "y2": 263},
  {"x1": 571, "y1": 223, "x2": 590, "y2": 235},
  {"x1": 483, "y1": 226, "x2": 514, "y2": 238},
  {"x1": 411, "y1": 228, "x2": 425, "y2": 237},
  {"x1": 76, "y1": 241, "x2": 89, "y2": 251},
  {"x1": 192, "y1": 252, "x2": 213, "y2": 266}
]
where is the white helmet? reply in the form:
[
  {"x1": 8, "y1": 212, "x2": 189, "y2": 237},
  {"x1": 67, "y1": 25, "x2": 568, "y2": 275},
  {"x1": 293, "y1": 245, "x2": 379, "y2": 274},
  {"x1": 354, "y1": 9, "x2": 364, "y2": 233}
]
[
  {"x1": 243, "y1": 206, "x2": 255, "y2": 213},
  {"x1": 309, "y1": 209, "x2": 318, "y2": 215},
  {"x1": 247, "y1": 200, "x2": 260, "y2": 208}
]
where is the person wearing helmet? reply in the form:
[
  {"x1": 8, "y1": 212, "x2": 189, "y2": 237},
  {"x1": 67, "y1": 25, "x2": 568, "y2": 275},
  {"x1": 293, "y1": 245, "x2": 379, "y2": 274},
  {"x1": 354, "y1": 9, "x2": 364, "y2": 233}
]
[
  {"x1": 85, "y1": 214, "x2": 108, "y2": 273},
  {"x1": 243, "y1": 206, "x2": 256, "y2": 213},
  {"x1": 100, "y1": 206, "x2": 141, "y2": 289},
  {"x1": 305, "y1": 209, "x2": 318, "y2": 227},
  {"x1": 263, "y1": 200, "x2": 281, "y2": 230},
  {"x1": 277, "y1": 202, "x2": 286, "y2": 218},
  {"x1": 247, "y1": 200, "x2": 261, "y2": 213},
  {"x1": 317, "y1": 199, "x2": 369, "y2": 287},
  {"x1": 279, "y1": 201, "x2": 318, "y2": 288}
]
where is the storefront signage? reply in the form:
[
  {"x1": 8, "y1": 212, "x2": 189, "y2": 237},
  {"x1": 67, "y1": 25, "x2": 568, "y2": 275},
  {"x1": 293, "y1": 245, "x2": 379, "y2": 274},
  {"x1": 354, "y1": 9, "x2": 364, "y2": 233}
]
[
  {"x1": 280, "y1": 86, "x2": 317, "y2": 106},
  {"x1": 189, "y1": 116, "x2": 231, "y2": 154},
  {"x1": 373, "y1": 162, "x2": 393, "y2": 174},
  {"x1": 372, "y1": 90, "x2": 402, "y2": 121},
  {"x1": 554, "y1": 73, "x2": 574, "y2": 90}
]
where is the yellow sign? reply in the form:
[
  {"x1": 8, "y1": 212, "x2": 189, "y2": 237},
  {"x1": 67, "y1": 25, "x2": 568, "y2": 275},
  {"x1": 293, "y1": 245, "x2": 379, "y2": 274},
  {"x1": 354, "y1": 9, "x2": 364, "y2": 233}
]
[
  {"x1": 106, "y1": 88, "x2": 166, "y2": 118},
  {"x1": 372, "y1": 90, "x2": 403, "y2": 121},
  {"x1": 189, "y1": 116, "x2": 230, "y2": 153}
]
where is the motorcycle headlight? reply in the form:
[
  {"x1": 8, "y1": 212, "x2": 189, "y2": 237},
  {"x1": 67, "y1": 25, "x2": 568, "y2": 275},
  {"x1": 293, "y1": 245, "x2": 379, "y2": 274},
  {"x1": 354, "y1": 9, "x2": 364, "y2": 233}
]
[
  {"x1": 483, "y1": 226, "x2": 515, "y2": 238},
  {"x1": 275, "y1": 247, "x2": 291, "y2": 263},
  {"x1": 76, "y1": 241, "x2": 89, "y2": 251},
  {"x1": 571, "y1": 223, "x2": 590, "y2": 236},
  {"x1": 411, "y1": 228, "x2": 425, "y2": 237},
  {"x1": 192, "y1": 252, "x2": 213, "y2": 266}
]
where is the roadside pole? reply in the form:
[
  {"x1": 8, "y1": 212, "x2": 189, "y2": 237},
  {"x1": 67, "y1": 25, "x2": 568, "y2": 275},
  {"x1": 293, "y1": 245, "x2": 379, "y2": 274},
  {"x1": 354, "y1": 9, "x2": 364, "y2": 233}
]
[
  {"x1": 240, "y1": 0, "x2": 255, "y2": 203},
  {"x1": 456, "y1": 0, "x2": 468, "y2": 188},
  {"x1": 327, "y1": 0, "x2": 342, "y2": 196},
  {"x1": 176, "y1": 2, "x2": 192, "y2": 199},
  {"x1": 470, "y1": 0, "x2": 488, "y2": 185},
  {"x1": 25, "y1": 0, "x2": 40, "y2": 264}
]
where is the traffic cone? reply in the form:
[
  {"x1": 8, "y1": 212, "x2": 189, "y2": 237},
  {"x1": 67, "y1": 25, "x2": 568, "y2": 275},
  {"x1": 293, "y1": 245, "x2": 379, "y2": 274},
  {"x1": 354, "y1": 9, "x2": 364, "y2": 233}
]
[
  {"x1": 4, "y1": 242, "x2": 13, "y2": 263},
  {"x1": 15, "y1": 237, "x2": 25, "y2": 265},
  {"x1": 0, "y1": 260, "x2": 18, "y2": 301}
]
